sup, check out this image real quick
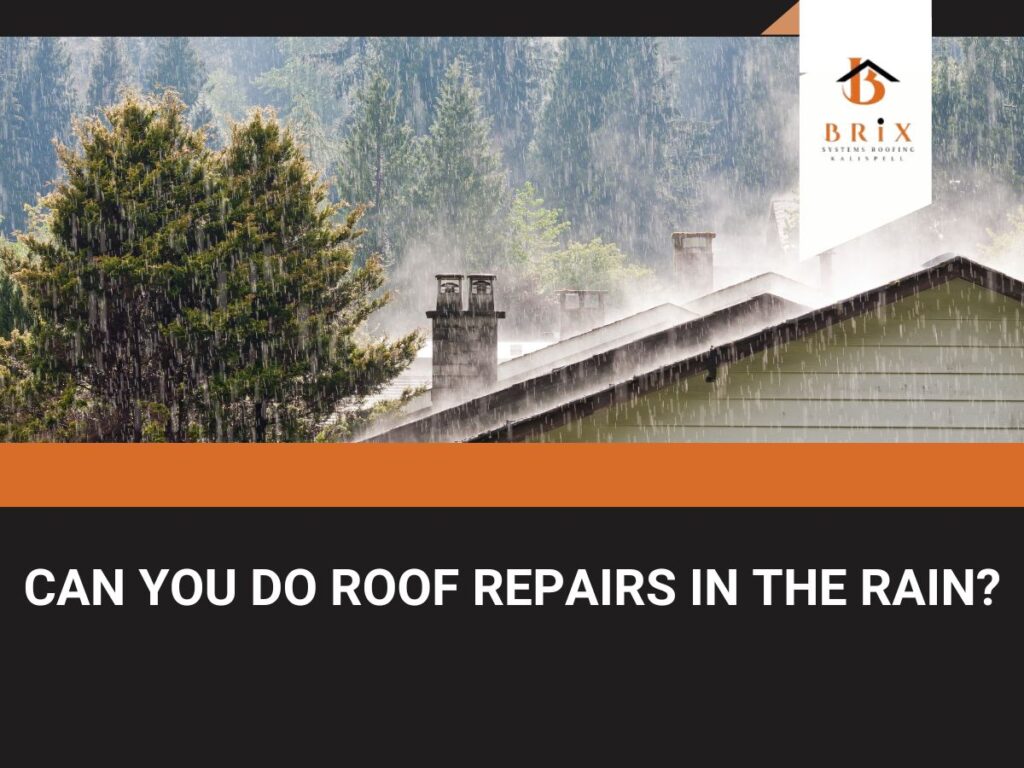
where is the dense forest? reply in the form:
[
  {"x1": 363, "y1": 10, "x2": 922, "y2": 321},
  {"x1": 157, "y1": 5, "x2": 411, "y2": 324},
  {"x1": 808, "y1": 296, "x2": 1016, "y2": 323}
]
[
  {"x1": 2, "y1": 36, "x2": 1024, "y2": 441},
  {"x1": 1, "y1": 38, "x2": 800, "y2": 312}
]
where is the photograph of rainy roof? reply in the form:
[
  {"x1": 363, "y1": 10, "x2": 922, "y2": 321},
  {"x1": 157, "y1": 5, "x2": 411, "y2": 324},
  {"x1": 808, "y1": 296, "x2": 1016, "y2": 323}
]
[{"x1": 2, "y1": 36, "x2": 1024, "y2": 442}]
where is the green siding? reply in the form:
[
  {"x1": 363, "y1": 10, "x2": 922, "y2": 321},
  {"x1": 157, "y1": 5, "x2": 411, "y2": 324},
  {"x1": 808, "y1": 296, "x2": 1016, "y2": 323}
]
[{"x1": 536, "y1": 279, "x2": 1024, "y2": 442}]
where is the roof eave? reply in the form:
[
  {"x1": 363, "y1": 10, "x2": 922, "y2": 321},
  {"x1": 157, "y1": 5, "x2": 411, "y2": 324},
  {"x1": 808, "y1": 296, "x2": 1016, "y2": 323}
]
[{"x1": 468, "y1": 255, "x2": 1024, "y2": 443}]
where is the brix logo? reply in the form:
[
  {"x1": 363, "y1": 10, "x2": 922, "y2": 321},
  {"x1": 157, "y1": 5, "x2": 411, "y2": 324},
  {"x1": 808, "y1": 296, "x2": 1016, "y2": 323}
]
[
  {"x1": 824, "y1": 57, "x2": 911, "y2": 144},
  {"x1": 837, "y1": 57, "x2": 899, "y2": 105}
]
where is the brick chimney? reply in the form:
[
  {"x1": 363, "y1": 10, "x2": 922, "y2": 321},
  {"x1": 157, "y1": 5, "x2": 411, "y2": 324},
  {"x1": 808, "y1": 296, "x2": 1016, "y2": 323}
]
[
  {"x1": 426, "y1": 274, "x2": 505, "y2": 405},
  {"x1": 556, "y1": 289, "x2": 607, "y2": 339},
  {"x1": 673, "y1": 232, "x2": 715, "y2": 298}
]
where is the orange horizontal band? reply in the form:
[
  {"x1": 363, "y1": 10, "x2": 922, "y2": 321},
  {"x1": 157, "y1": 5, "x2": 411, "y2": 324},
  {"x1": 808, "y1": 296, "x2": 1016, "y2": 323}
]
[{"x1": 0, "y1": 444, "x2": 1021, "y2": 507}]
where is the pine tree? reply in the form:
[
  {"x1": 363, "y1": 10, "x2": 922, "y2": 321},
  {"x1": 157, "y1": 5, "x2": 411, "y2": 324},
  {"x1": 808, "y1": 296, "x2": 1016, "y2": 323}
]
[
  {"x1": 663, "y1": 37, "x2": 798, "y2": 215},
  {"x1": 12, "y1": 93, "x2": 419, "y2": 442},
  {"x1": 0, "y1": 38, "x2": 30, "y2": 236},
  {"x1": 417, "y1": 59, "x2": 508, "y2": 269},
  {"x1": 532, "y1": 37, "x2": 702, "y2": 263},
  {"x1": 0, "y1": 241, "x2": 31, "y2": 338},
  {"x1": 87, "y1": 37, "x2": 128, "y2": 114},
  {"x1": 0, "y1": 271, "x2": 26, "y2": 337},
  {"x1": 0, "y1": 37, "x2": 26, "y2": 74},
  {"x1": 24, "y1": 37, "x2": 75, "y2": 186},
  {"x1": 363, "y1": 37, "x2": 550, "y2": 181},
  {"x1": 175, "y1": 111, "x2": 421, "y2": 441},
  {"x1": 256, "y1": 37, "x2": 346, "y2": 173},
  {"x1": 339, "y1": 64, "x2": 416, "y2": 262},
  {"x1": 0, "y1": 328, "x2": 81, "y2": 441},
  {"x1": 121, "y1": 37, "x2": 146, "y2": 87},
  {"x1": 15, "y1": 93, "x2": 215, "y2": 441},
  {"x1": 145, "y1": 37, "x2": 207, "y2": 108},
  {"x1": 931, "y1": 38, "x2": 1024, "y2": 235},
  {"x1": 932, "y1": 38, "x2": 967, "y2": 213},
  {"x1": 957, "y1": 38, "x2": 1024, "y2": 185},
  {"x1": 189, "y1": 96, "x2": 223, "y2": 149},
  {"x1": 2, "y1": 38, "x2": 75, "y2": 236},
  {"x1": 462, "y1": 36, "x2": 551, "y2": 183},
  {"x1": 501, "y1": 183, "x2": 652, "y2": 333}
]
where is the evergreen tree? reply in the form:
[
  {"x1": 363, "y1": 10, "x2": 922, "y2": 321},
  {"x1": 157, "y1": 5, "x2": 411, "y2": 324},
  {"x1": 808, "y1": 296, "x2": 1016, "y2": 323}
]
[
  {"x1": 953, "y1": 38, "x2": 1024, "y2": 185},
  {"x1": 931, "y1": 38, "x2": 1024, "y2": 236},
  {"x1": 501, "y1": 183, "x2": 652, "y2": 332},
  {"x1": 1, "y1": 38, "x2": 75, "y2": 236},
  {"x1": 189, "y1": 96, "x2": 223, "y2": 149},
  {"x1": 0, "y1": 38, "x2": 30, "y2": 236},
  {"x1": 87, "y1": 37, "x2": 128, "y2": 114},
  {"x1": 145, "y1": 37, "x2": 207, "y2": 108},
  {"x1": 459, "y1": 36, "x2": 551, "y2": 183},
  {"x1": 257, "y1": 37, "x2": 346, "y2": 173},
  {"x1": 505, "y1": 182, "x2": 569, "y2": 275},
  {"x1": 24, "y1": 38, "x2": 75, "y2": 184},
  {"x1": 362, "y1": 37, "x2": 550, "y2": 181},
  {"x1": 663, "y1": 37, "x2": 798, "y2": 217},
  {"x1": 258, "y1": 37, "x2": 549, "y2": 185},
  {"x1": 339, "y1": 65, "x2": 416, "y2": 262},
  {"x1": 0, "y1": 252, "x2": 31, "y2": 338},
  {"x1": 0, "y1": 328, "x2": 82, "y2": 441},
  {"x1": 121, "y1": 37, "x2": 147, "y2": 87},
  {"x1": 0, "y1": 274, "x2": 23, "y2": 337},
  {"x1": 217, "y1": 36, "x2": 284, "y2": 104},
  {"x1": 0, "y1": 37, "x2": 26, "y2": 74},
  {"x1": 417, "y1": 60, "x2": 508, "y2": 269},
  {"x1": 12, "y1": 93, "x2": 419, "y2": 442},
  {"x1": 0, "y1": 331, "x2": 35, "y2": 440},
  {"x1": 532, "y1": 37, "x2": 703, "y2": 264},
  {"x1": 14, "y1": 94, "x2": 215, "y2": 441},
  {"x1": 932, "y1": 37, "x2": 969, "y2": 218},
  {"x1": 174, "y1": 111, "x2": 421, "y2": 441}
]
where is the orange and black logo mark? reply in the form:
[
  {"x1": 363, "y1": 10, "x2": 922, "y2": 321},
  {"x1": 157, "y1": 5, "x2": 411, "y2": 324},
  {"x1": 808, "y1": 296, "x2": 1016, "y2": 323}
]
[{"x1": 838, "y1": 58, "x2": 899, "y2": 105}]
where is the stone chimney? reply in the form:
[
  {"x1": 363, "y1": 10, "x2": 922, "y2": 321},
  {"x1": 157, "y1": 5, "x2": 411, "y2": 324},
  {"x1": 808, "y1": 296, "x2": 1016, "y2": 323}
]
[
  {"x1": 556, "y1": 289, "x2": 607, "y2": 339},
  {"x1": 673, "y1": 232, "x2": 715, "y2": 298},
  {"x1": 426, "y1": 274, "x2": 505, "y2": 405}
]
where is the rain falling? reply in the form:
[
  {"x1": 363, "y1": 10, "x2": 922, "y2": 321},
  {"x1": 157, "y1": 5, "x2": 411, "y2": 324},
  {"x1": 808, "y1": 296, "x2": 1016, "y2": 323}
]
[{"x1": 1, "y1": 36, "x2": 1023, "y2": 442}]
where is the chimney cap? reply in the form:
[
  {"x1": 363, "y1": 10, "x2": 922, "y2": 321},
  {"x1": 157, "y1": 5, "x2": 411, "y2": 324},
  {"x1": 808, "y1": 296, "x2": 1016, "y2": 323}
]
[
  {"x1": 467, "y1": 273, "x2": 496, "y2": 280},
  {"x1": 435, "y1": 272, "x2": 464, "y2": 280},
  {"x1": 673, "y1": 231, "x2": 717, "y2": 241}
]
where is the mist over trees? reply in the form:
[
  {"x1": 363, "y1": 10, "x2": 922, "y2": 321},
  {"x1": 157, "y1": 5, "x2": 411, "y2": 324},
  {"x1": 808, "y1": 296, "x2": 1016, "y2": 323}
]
[
  {"x1": 145, "y1": 37, "x2": 207, "y2": 109},
  {"x1": 662, "y1": 37, "x2": 799, "y2": 220},
  {"x1": 532, "y1": 37, "x2": 703, "y2": 263},
  {"x1": 339, "y1": 62, "x2": 416, "y2": 263},
  {"x1": 86, "y1": 37, "x2": 128, "y2": 114},
  {"x1": 5, "y1": 37, "x2": 1023, "y2": 258},
  {"x1": 922, "y1": 37, "x2": 1024, "y2": 261},
  {"x1": 1, "y1": 36, "x2": 800, "y2": 290},
  {"x1": 1, "y1": 37, "x2": 75, "y2": 234},
  {"x1": 3, "y1": 36, "x2": 1022, "y2": 440}
]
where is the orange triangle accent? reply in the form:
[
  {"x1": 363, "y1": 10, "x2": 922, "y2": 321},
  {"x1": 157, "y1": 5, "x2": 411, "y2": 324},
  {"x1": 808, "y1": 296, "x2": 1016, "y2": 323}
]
[{"x1": 763, "y1": 2, "x2": 799, "y2": 35}]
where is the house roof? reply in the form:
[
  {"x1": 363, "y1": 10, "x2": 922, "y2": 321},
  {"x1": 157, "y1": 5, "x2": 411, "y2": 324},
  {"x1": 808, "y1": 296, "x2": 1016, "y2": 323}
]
[
  {"x1": 358, "y1": 302, "x2": 699, "y2": 425},
  {"x1": 682, "y1": 271, "x2": 825, "y2": 315},
  {"x1": 497, "y1": 302, "x2": 698, "y2": 385},
  {"x1": 467, "y1": 254, "x2": 1024, "y2": 442},
  {"x1": 362, "y1": 254, "x2": 1024, "y2": 443},
  {"x1": 362, "y1": 291, "x2": 810, "y2": 442}
]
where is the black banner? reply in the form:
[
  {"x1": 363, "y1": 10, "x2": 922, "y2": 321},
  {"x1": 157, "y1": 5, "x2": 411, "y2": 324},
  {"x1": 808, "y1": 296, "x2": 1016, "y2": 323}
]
[
  {"x1": 5, "y1": 2, "x2": 1020, "y2": 36},
  {"x1": 3, "y1": 509, "x2": 1020, "y2": 762}
]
